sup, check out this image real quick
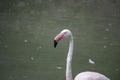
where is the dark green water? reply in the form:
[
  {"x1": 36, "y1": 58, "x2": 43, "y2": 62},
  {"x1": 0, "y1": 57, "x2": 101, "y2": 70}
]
[{"x1": 0, "y1": 0, "x2": 120, "y2": 80}]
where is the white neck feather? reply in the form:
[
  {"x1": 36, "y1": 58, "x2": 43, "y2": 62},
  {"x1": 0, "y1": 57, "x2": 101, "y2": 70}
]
[{"x1": 66, "y1": 34, "x2": 74, "y2": 80}]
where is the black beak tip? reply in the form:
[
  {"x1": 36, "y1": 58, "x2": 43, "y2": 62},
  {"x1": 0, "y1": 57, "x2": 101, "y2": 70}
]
[{"x1": 54, "y1": 40, "x2": 58, "y2": 48}]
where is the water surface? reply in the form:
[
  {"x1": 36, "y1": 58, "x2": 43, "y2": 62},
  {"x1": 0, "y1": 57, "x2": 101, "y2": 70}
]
[{"x1": 0, "y1": 0, "x2": 120, "y2": 80}]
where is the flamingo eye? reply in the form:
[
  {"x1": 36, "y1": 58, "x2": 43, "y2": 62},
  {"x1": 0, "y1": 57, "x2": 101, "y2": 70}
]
[{"x1": 64, "y1": 32, "x2": 67, "y2": 35}]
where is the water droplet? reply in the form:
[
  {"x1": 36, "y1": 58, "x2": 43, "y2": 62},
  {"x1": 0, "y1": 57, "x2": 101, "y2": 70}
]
[
  {"x1": 105, "y1": 28, "x2": 109, "y2": 31},
  {"x1": 38, "y1": 46, "x2": 42, "y2": 49},
  {"x1": 104, "y1": 45, "x2": 107, "y2": 48},
  {"x1": 56, "y1": 66, "x2": 62, "y2": 70},
  {"x1": 115, "y1": 68, "x2": 119, "y2": 71},
  {"x1": 24, "y1": 40, "x2": 28, "y2": 43},
  {"x1": 89, "y1": 58, "x2": 95, "y2": 64},
  {"x1": 30, "y1": 57, "x2": 34, "y2": 60},
  {"x1": 108, "y1": 23, "x2": 112, "y2": 26}
]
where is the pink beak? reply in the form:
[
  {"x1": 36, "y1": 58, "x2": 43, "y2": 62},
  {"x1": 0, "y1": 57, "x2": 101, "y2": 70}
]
[{"x1": 54, "y1": 33, "x2": 64, "y2": 48}]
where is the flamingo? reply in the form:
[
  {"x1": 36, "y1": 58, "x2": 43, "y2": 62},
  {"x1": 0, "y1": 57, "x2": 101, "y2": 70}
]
[{"x1": 54, "y1": 29, "x2": 110, "y2": 80}]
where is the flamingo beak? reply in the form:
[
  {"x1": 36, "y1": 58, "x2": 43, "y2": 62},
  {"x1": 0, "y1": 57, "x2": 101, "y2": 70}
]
[
  {"x1": 54, "y1": 40, "x2": 58, "y2": 48},
  {"x1": 54, "y1": 33, "x2": 64, "y2": 48}
]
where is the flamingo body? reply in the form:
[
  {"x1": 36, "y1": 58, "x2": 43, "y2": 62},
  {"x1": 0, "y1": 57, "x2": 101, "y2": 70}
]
[{"x1": 75, "y1": 71, "x2": 110, "y2": 80}]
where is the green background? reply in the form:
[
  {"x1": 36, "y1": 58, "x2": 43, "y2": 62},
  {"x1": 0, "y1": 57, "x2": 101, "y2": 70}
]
[{"x1": 0, "y1": 0, "x2": 120, "y2": 80}]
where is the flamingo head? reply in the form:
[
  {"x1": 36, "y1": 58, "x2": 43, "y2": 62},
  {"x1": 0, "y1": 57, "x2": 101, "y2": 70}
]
[{"x1": 54, "y1": 29, "x2": 71, "y2": 48}]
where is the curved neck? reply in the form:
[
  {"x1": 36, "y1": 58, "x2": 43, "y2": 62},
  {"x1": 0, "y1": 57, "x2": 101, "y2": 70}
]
[{"x1": 66, "y1": 34, "x2": 74, "y2": 80}]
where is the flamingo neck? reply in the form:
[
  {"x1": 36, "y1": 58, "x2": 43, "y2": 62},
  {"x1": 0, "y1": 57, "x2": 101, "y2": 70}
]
[{"x1": 66, "y1": 34, "x2": 73, "y2": 80}]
